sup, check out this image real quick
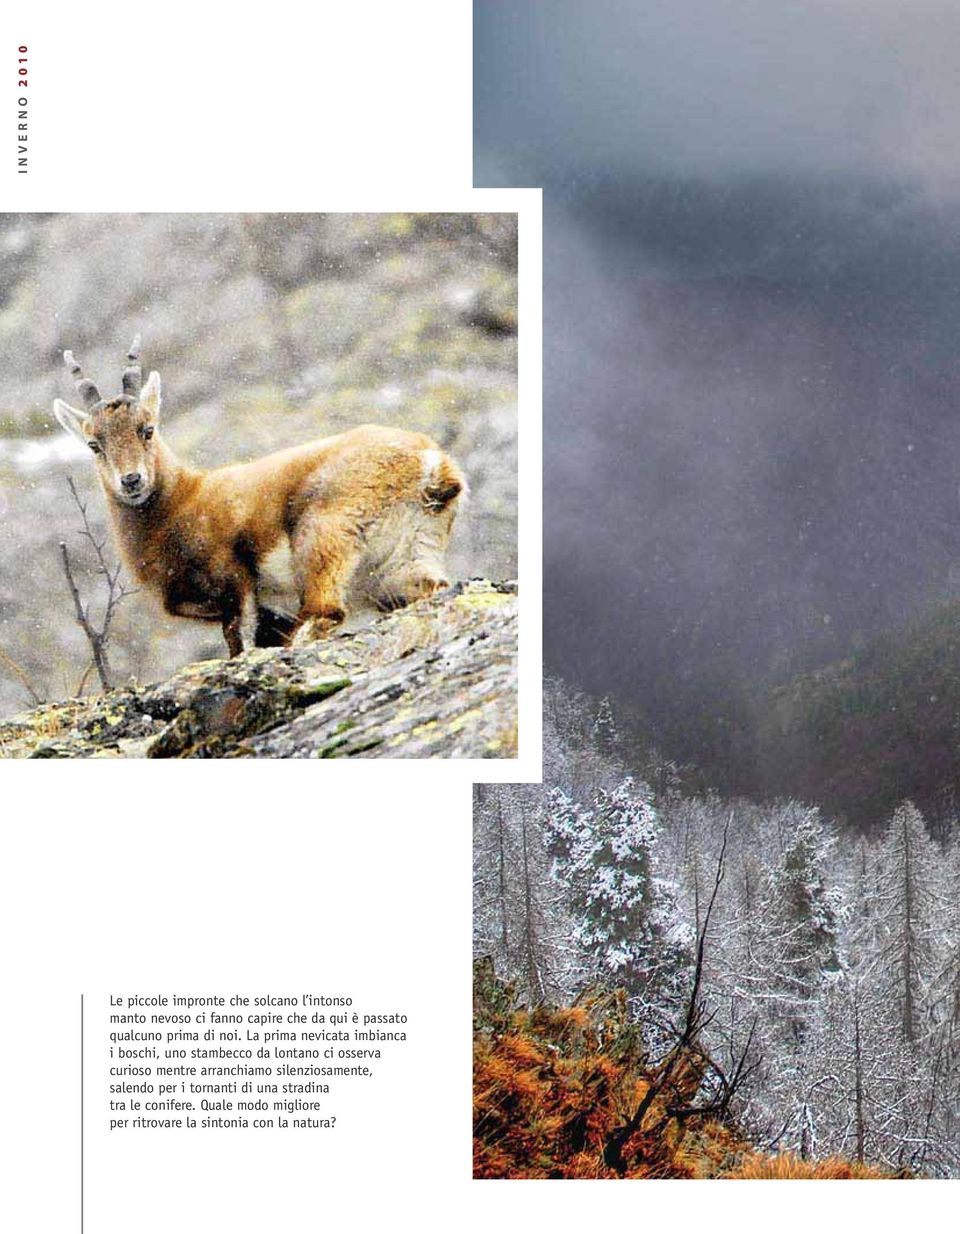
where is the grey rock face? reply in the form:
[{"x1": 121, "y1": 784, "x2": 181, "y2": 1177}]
[{"x1": 0, "y1": 581, "x2": 518, "y2": 759}]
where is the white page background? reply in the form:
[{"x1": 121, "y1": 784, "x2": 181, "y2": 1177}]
[
  {"x1": 0, "y1": 1, "x2": 934, "y2": 1230},
  {"x1": 0, "y1": 4, "x2": 542, "y2": 1230}
]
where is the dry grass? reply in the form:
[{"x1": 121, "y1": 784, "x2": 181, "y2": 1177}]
[{"x1": 729, "y1": 1152, "x2": 888, "y2": 1179}]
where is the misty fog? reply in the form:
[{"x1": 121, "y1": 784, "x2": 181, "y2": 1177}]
[{"x1": 476, "y1": 0, "x2": 960, "y2": 778}]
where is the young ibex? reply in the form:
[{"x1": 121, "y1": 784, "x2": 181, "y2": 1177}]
[{"x1": 53, "y1": 339, "x2": 465, "y2": 657}]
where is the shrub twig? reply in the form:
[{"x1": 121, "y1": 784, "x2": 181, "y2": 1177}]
[{"x1": 0, "y1": 647, "x2": 45, "y2": 706}]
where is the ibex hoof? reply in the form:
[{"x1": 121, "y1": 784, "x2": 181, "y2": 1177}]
[
  {"x1": 374, "y1": 575, "x2": 448, "y2": 612},
  {"x1": 291, "y1": 613, "x2": 344, "y2": 646}
]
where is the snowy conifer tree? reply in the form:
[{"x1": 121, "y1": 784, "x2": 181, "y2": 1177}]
[
  {"x1": 591, "y1": 695, "x2": 619, "y2": 761},
  {"x1": 544, "y1": 778, "x2": 691, "y2": 1018},
  {"x1": 730, "y1": 806, "x2": 843, "y2": 1155},
  {"x1": 747, "y1": 807, "x2": 842, "y2": 1036},
  {"x1": 869, "y1": 802, "x2": 941, "y2": 1043}
]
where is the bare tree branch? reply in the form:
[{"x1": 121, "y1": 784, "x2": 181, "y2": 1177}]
[
  {"x1": 603, "y1": 818, "x2": 750, "y2": 1175},
  {"x1": 58, "y1": 477, "x2": 138, "y2": 693},
  {"x1": 74, "y1": 660, "x2": 95, "y2": 699}
]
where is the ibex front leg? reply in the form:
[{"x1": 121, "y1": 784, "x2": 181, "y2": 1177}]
[{"x1": 221, "y1": 589, "x2": 258, "y2": 658}]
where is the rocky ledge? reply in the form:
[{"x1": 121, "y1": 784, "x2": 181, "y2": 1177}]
[{"x1": 0, "y1": 581, "x2": 518, "y2": 759}]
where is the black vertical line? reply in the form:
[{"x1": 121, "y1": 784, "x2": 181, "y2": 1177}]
[{"x1": 80, "y1": 994, "x2": 84, "y2": 1234}]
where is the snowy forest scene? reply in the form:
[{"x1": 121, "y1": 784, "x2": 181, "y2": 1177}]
[
  {"x1": 474, "y1": 685, "x2": 960, "y2": 1178},
  {"x1": 474, "y1": 2, "x2": 960, "y2": 1178}
]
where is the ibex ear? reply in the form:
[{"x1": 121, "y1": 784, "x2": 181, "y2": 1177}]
[
  {"x1": 139, "y1": 371, "x2": 162, "y2": 421},
  {"x1": 53, "y1": 398, "x2": 89, "y2": 443}
]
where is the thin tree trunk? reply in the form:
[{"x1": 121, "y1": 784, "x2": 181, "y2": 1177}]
[
  {"x1": 496, "y1": 795, "x2": 509, "y2": 959},
  {"x1": 520, "y1": 811, "x2": 545, "y2": 1002},
  {"x1": 902, "y1": 811, "x2": 915, "y2": 1042},
  {"x1": 853, "y1": 989, "x2": 865, "y2": 1165}
]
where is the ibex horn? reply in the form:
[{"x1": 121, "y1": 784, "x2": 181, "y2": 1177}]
[
  {"x1": 63, "y1": 349, "x2": 104, "y2": 411},
  {"x1": 121, "y1": 333, "x2": 142, "y2": 401}
]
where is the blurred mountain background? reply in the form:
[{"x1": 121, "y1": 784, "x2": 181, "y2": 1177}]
[{"x1": 0, "y1": 213, "x2": 517, "y2": 718}]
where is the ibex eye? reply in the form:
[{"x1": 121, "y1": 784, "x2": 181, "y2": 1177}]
[
  {"x1": 139, "y1": 425, "x2": 154, "y2": 442},
  {"x1": 88, "y1": 441, "x2": 102, "y2": 454}
]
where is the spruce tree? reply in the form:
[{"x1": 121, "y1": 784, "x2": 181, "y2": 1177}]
[{"x1": 545, "y1": 778, "x2": 691, "y2": 1015}]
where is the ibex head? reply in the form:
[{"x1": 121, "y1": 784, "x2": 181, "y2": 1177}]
[{"x1": 54, "y1": 336, "x2": 163, "y2": 507}]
